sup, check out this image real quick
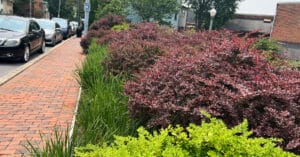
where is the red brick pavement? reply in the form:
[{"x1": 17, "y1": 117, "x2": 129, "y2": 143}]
[{"x1": 0, "y1": 38, "x2": 85, "y2": 156}]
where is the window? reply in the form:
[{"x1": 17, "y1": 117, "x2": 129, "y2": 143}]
[
  {"x1": 30, "y1": 21, "x2": 40, "y2": 32},
  {"x1": 55, "y1": 23, "x2": 60, "y2": 29}
]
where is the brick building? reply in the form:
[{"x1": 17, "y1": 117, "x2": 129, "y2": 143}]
[
  {"x1": 32, "y1": 0, "x2": 49, "y2": 18},
  {"x1": 271, "y1": 2, "x2": 300, "y2": 60},
  {"x1": 0, "y1": 0, "x2": 13, "y2": 15}
]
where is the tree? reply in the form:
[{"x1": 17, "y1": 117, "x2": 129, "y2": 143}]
[
  {"x1": 13, "y1": 0, "x2": 30, "y2": 17},
  {"x1": 45, "y1": 0, "x2": 84, "y2": 20},
  {"x1": 185, "y1": 0, "x2": 241, "y2": 30},
  {"x1": 95, "y1": 0, "x2": 128, "y2": 19},
  {"x1": 129, "y1": 0, "x2": 179, "y2": 23}
]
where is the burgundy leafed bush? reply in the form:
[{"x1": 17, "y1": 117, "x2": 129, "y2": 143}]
[
  {"x1": 101, "y1": 22, "x2": 169, "y2": 76},
  {"x1": 123, "y1": 30, "x2": 300, "y2": 153},
  {"x1": 80, "y1": 15, "x2": 124, "y2": 53}
]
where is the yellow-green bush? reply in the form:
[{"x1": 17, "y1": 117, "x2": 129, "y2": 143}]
[
  {"x1": 75, "y1": 114, "x2": 297, "y2": 157},
  {"x1": 111, "y1": 23, "x2": 130, "y2": 32}
]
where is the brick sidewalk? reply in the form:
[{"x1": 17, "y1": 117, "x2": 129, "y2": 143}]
[{"x1": 0, "y1": 38, "x2": 84, "y2": 156}]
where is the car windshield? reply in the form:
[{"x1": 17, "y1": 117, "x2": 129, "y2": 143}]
[
  {"x1": 0, "y1": 16, "x2": 27, "y2": 33},
  {"x1": 37, "y1": 20, "x2": 55, "y2": 30},
  {"x1": 52, "y1": 18, "x2": 67, "y2": 28}
]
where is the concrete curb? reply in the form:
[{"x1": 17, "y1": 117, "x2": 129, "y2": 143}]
[
  {"x1": 0, "y1": 36, "x2": 76, "y2": 86},
  {"x1": 69, "y1": 87, "x2": 81, "y2": 141}
]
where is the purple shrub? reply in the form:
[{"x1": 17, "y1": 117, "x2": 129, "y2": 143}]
[
  {"x1": 101, "y1": 22, "x2": 168, "y2": 76},
  {"x1": 123, "y1": 31, "x2": 300, "y2": 153},
  {"x1": 80, "y1": 15, "x2": 124, "y2": 53}
]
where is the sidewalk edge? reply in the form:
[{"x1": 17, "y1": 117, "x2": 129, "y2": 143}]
[{"x1": 69, "y1": 87, "x2": 81, "y2": 141}]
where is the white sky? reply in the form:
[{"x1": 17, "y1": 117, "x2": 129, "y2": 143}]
[{"x1": 236, "y1": 0, "x2": 300, "y2": 15}]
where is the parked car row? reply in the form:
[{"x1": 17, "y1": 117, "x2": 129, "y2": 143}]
[{"x1": 0, "y1": 15, "x2": 78, "y2": 62}]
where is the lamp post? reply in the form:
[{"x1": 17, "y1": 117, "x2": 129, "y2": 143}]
[
  {"x1": 29, "y1": 0, "x2": 32, "y2": 17},
  {"x1": 58, "y1": 0, "x2": 61, "y2": 18},
  {"x1": 83, "y1": 0, "x2": 90, "y2": 36},
  {"x1": 77, "y1": 0, "x2": 80, "y2": 23},
  {"x1": 209, "y1": 8, "x2": 217, "y2": 31}
]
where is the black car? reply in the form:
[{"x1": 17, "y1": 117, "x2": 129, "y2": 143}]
[{"x1": 0, "y1": 15, "x2": 45, "y2": 62}]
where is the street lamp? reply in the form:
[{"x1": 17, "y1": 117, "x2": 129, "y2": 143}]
[
  {"x1": 29, "y1": 0, "x2": 32, "y2": 17},
  {"x1": 58, "y1": 0, "x2": 61, "y2": 18},
  {"x1": 209, "y1": 8, "x2": 217, "y2": 31}
]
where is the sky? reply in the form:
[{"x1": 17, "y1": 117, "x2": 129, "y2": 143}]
[{"x1": 236, "y1": 0, "x2": 300, "y2": 15}]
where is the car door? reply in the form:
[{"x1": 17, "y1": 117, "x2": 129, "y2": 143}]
[
  {"x1": 55, "y1": 23, "x2": 63, "y2": 42},
  {"x1": 29, "y1": 21, "x2": 42, "y2": 51},
  {"x1": 32, "y1": 21, "x2": 43, "y2": 49},
  {"x1": 28, "y1": 21, "x2": 38, "y2": 50}
]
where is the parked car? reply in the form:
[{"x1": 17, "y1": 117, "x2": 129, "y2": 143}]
[
  {"x1": 0, "y1": 15, "x2": 45, "y2": 62},
  {"x1": 69, "y1": 21, "x2": 78, "y2": 36},
  {"x1": 35, "y1": 19, "x2": 63, "y2": 46},
  {"x1": 51, "y1": 17, "x2": 71, "y2": 39}
]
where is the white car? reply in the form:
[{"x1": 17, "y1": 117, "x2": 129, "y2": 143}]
[{"x1": 35, "y1": 19, "x2": 63, "y2": 46}]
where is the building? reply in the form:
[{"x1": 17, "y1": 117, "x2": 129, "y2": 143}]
[
  {"x1": 126, "y1": 0, "x2": 194, "y2": 30},
  {"x1": 0, "y1": 0, "x2": 13, "y2": 15},
  {"x1": 224, "y1": 14, "x2": 274, "y2": 33},
  {"x1": 32, "y1": 0, "x2": 49, "y2": 18},
  {"x1": 272, "y1": 2, "x2": 300, "y2": 60}
]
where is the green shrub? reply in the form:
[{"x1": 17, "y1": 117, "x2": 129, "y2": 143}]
[
  {"x1": 74, "y1": 41, "x2": 138, "y2": 146},
  {"x1": 75, "y1": 114, "x2": 297, "y2": 157},
  {"x1": 252, "y1": 38, "x2": 282, "y2": 52},
  {"x1": 252, "y1": 38, "x2": 283, "y2": 62},
  {"x1": 111, "y1": 23, "x2": 130, "y2": 32}
]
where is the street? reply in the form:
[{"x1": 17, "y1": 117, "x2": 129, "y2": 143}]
[{"x1": 0, "y1": 46, "x2": 51, "y2": 77}]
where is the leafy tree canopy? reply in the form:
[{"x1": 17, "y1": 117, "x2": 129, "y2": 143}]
[
  {"x1": 95, "y1": 0, "x2": 128, "y2": 19},
  {"x1": 45, "y1": 0, "x2": 84, "y2": 20},
  {"x1": 129, "y1": 0, "x2": 179, "y2": 23},
  {"x1": 185, "y1": 0, "x2": 241, "y2": 30}
]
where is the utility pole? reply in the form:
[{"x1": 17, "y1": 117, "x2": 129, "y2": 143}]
[
  {"x1": 29, "y1": 0, "x2": 32, "y2": 17},
  {"x1": 58, "y1": 0, "x2": 61, "y2": 17},
  {"x1": 77, "y1": 0, "x2": 80, "y2": 23},
  {"x1": 83, "y1": 0, "x2": 90, "y2": 36}
]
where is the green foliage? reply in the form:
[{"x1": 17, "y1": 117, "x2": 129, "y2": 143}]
[
  {"x1": 252, "y1": 38, "x2": 282, "y2": 52},
  {"x1": 13, "y1": 0, "x2": 29, "y2": 17},
  {"x1": 129, "y1": 0, "x2": 179, "y2": 22},
  {"x1": 288, "y1": 60, "x2": 300, "y2": 68},
  {"x1": 111, "y1": 23, "x2": 130, "y2": 32},
  {"x1": 74, "y1": 41, "x2": 138, "y2": 147},
  {"x1": 95, "y1": 0, "x2": 129, "y2": 19},
  {"x1": 252, "y1": 38, "x2": 282, "y2": 62},
  {"x1": 45, "y1": 0, "x2": 82, "y2": 20},
  {"x1": 24, "y1": 127, "x2": 72, "y2": 157},
  {"x1": 186, "y1": 0, "x2": 241, "y2": 30},
  {"x1": 75, "y1": 115, "x2": 297, "y2": 157}
]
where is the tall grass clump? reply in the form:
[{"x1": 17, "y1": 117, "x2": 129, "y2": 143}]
[
  {"x1": 24, "y1": 127, "x2": 72, "y2": 157},
  {"x1": 74, "y1": 41, "x2": 138, "y2": 147}
]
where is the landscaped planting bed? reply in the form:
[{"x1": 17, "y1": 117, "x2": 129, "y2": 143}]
[{"x1": 75, "y1": 15, "x2": 300, "y2": 155}]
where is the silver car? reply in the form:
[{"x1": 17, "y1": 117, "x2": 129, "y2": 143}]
[{"x1": 35, "y1": 19, "x2": 63, "y2": 46}]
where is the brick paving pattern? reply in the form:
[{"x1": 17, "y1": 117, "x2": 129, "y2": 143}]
[{"x1": 0, "y1": 38, "x2": 84, "y2": 156}]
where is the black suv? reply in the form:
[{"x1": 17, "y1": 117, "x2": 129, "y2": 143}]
[{"x1": 0, "y1": 15, "x2": 45, "y2": 62}]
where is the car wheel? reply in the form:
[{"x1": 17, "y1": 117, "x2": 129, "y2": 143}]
[
  {"x1": 39, "y1": 40, "x2": 46, "y2": 53},
  {"x1": 21, "y1": 46, "x2": 30, "y2": 62}
]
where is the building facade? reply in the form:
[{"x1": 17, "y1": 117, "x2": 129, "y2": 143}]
[
  {"x1": 272, "y1": 2, "x2": 300, "y2": 60},
  {"x1": 0, "y1": 0, "x2": 13, "y2": 15},
  {"x1": 224, "y1": 14, "x2": 274, "y2": 33},
  {"x1": 32, "y1": 0, "x2": 49, "y2": 18},
  {"x1": 126, "y1": 0, "x2": 194, "y2": 30}
]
